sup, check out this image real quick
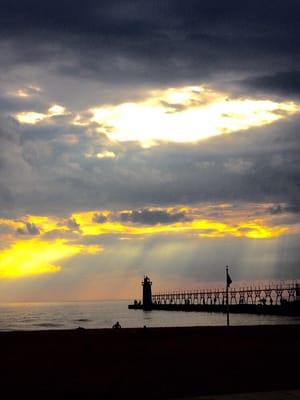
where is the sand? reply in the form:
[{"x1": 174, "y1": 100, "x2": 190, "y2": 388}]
[
  {"x1": 0, "y1": 325, "x2": 299, "y2": 399},
  {"x1": 181, "y1": 390, "x2": 300, "y2": 400}
]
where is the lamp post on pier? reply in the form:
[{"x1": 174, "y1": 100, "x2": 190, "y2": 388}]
[{"x1": 226, "y1": 266, "x2": 232, "y2": 327}]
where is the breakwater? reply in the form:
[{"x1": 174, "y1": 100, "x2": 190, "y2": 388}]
[
  {"x1": 128, "y1": 276, "x2": 300, "y2": 315},
  {"x1": 128, "y1": 301, "x2": 300, "y2": 315}
]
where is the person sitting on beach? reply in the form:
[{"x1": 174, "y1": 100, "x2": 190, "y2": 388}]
[{"x1": 112, "y1": 321, "x2": 121, "y2": 329}]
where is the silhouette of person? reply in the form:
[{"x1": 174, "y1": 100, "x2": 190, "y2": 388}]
[{"x1": 112, "y1": 321, "x2": 121, "y2": 329}]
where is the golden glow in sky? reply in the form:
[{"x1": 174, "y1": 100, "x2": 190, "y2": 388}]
[
  {"x1": 71, "y1": 208, "x2": 288, "y2": 239},
  {"x1": 0, "y1": 204, "x2": 296, "y2": 280},
  {"x1": 91, "y1": 86, "x2": 300, "y2": 146},
  {"x1": 0, "y1": 238, "x2": 101, "y2": 279}
]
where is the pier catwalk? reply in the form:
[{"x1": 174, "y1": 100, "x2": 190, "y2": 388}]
[{"x1": 129, "y1": 276, "x2": 300, "y2": 315}]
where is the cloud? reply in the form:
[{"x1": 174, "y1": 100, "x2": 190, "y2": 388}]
[
  {"x1": 241, "y1": 71, "x2": 300, "y2": 99},
  {"x1": 15, "y1": 104, "x2": 68, "y2": 124},
  {"x1": 0, "y1": 93, "x2": 45, "y2": 114},
  {"x1": 90, "y1": 86, "x2": 299, "y2": 145},
  {"x1": 224, "y1": 159, "x2": 253, "y2": 174},
  {"x1": 0, "y1": 0, "x2": 300, "y2": 104},
  {"x1": 65, "y1": 218, "x2": 80, "y2": 231},
  {"x1": 0, "y1": 109, "x2": 300, "y2": 216},
  {"x1": 10, "y1": 85, "x2": 42, "y2": 98},
  {"x1": 17, "y1": 222, "x2": 40, "y2": 235},
  {"x1": 70, "y1": 208, "x2": 291, "y2": 239},
  {"x1": 119, "y1": 208, "x2": 187, "y2": 225},
  {"x1": 269, "y1": 203, "x2": 300, "y2": 215},
  {"x1": 96, "y1": 150, "x2": 116, "y2": 159},
  {"x1": 93, "y1": 213, "x2": 108, "y2": 223}
]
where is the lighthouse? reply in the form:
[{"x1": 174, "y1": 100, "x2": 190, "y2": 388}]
[{"x1": 142, "y1": 276, "x2": 152, "y2": 310}]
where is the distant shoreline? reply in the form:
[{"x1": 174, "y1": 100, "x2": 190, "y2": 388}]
[{"x1": 1, "y1": 324, "x2": 299, "y2": 399}]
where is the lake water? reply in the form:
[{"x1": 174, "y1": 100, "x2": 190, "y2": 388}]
[{"x1": 0, "y1": 300, "x2": 299, "y2": 331}]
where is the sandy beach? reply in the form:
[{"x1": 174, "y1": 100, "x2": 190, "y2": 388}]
[{"x1": 1, "y1": 325, "x2": 299, "y2": 399}]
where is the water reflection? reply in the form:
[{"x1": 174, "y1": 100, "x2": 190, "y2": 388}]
[{"x1": 0, "y1": 300, "x2": 299, "y2": 331}]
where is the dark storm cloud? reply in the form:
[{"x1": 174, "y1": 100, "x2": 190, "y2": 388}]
[
  {"x1": 0, "y1": 1, "x2": 300, "y2": 217},
  {"x1": 269, "y1": 203, "x2": 300, "y2": 215},
  {"x1": 65, "y1": 218, "x2": 80, "y2": 231},
  {"x1": 241, "y1": 71, "x2": 300, "y2": 99},
  {"x1": 119, "y1": 209, "x2": 187, "y2": 225},
  {"x1": 1, "y1": 113, "x2": 300, "y2": 216},
  {"x1": 93, "y1": 213, "x2": 108, "y2": 224},
  {"x1": 0, "y1": 94, "x2": 45, "y2": 113},
  {"x1": 1, "y1": 0, "x2": 300, "y2": 97},
  {"x1": 17, "y1": 222, "x2": 40, "y2": 235},
  {"x1": 0, "y1": 117, "x2": 31, "y2": 211}
]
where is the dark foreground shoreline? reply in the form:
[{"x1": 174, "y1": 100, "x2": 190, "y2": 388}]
[{"x1": 1, "y1": 325, "x2": 300, "y2": 399}]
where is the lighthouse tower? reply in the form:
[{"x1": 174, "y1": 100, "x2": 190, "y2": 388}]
[{"x1": 142, "y1": 276, "x2": 152, "y2": 310}]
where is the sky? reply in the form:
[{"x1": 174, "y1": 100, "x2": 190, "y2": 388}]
[{"x1": 0, "y1": 0, "x2": 300, "y2": 301}]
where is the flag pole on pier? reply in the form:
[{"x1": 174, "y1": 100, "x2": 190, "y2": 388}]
[{"x1": 226, "y1": 266, "x2": 232, "y2": 327}]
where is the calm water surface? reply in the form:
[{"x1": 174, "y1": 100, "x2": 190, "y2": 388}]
[{"x1": 0, "y1": 300, "x2": 299, "y2": 331}]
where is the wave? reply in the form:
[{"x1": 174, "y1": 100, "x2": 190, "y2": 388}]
[
  {"x1": 33, "y1": 322, "x2": 64, "y2": 328},
  {"x1": 74, "y1": 318, "x2": 91, "y2": 322}
]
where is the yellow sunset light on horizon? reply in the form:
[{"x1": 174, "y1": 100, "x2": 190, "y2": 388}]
[
  {"x1": 0, "y1": 238, "x2": 102, "y2": 279},
  {"x1": 0, "y1": 205, "x2": 293, "y2": 280},
  {"x1": 71, "y1": 210, "x2": 288, "y2": 239}
]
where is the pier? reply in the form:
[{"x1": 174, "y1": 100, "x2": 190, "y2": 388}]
[{"x1": 129, "y1": 276, "x2": 300, "y2": 315}]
